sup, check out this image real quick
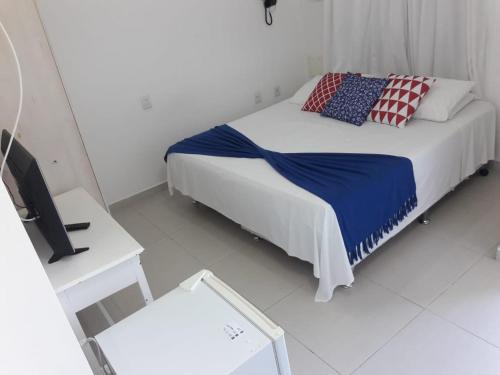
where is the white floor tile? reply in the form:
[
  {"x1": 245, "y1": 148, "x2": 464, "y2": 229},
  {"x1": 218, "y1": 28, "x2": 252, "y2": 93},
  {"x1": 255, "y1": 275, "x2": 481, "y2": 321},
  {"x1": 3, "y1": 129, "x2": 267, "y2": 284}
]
[
  {"x1": 140, "y1": 237, "x2": 204, "y2": 299},
  {"x1": 77, "y1": 304, "x2": 110, "y2": 337},
  {"x1": 240, "y1": 239, "x2": 314, "y2": 286},
  {"x1": 267, "y1": 278, "x2": 422, "y2": 375},
  {"x1": 163, "y1": 193, "x2": 217, "y2": 227},
  {"x1": 453, "y1": 172, "x2": 500, "y2": 203},
  {"x1": 112, "y1": 207, "x2": 167, "y2": 248},
  {"x1": 285, "y1": 334, "x2": 339, "y2": 375},
  {"x1": 485, "y1": 244, "x2": 499, "y2": 260},
  {"x1": 132, "y1": 192, "x2": 196, "y2": 237},
  {"x1": 91, "y1": 168, "x2": 500, "y2": 373},
  {"x1": 422, "y1": 192, "x2": 492, "y2": 243},
  {"x1": 210, "y1": 250, "x2": 308, "y2": 311},
  {"x1": 357, "y1": 223, "x2": 481, "y2": 306},
  {"x1": 125, "y1": 189, "x2": 170, "y2": 212},
  {"x1": 460, "y1": 203, "x2": 500, "y2": 254},
  {"x1": 169, "y1": 223, "x2": 236, "y2": 266},
  {"x1": 103, "y1": 284, "x2": 145, "y2": 322},
  {"x1": 202, "y1": 216, "x2": 260, "y2": 253},
  {"x1": 429, "y1": 257, "x2": 500, "y2": 348},
  {"x1": 420, "y1": 174, "x2": 500, "y2": 254},
  {"x1": 353, "y1": 311, "x2": 500, "y2": 375}
]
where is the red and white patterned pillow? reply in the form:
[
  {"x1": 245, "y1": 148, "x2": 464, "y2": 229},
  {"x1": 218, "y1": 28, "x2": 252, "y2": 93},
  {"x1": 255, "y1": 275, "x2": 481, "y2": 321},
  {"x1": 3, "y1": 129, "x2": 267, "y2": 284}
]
[
  {"x1": 369, "y1": 74, "x2": 435, "y2": 128},
  {"x1": 302, "y1": 73, "x2": 345, "y2": 113}
]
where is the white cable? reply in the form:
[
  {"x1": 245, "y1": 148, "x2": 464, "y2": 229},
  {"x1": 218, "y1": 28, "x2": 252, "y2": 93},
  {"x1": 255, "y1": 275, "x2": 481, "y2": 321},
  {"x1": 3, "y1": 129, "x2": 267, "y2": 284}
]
[
  {"x1": 0, "y1": 20, "x2": 23, "y2": 177},
  {"x1": 20, "y1": 216, "x2": 38, "y2": 223}
]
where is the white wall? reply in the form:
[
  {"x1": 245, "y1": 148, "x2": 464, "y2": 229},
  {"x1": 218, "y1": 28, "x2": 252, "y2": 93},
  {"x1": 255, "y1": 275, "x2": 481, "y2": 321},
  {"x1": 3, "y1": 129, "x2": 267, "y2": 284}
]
[
  {"x1": 0, "y1": 182, "x2": 93, "y2": 375},
  {"x1": 5, "y1": 0, "x2": 497, "y2": 208},
  {"x1": 298, "y1": 0, "x2": 324, "y2": 76},
  {"x1": 0, "y1": 0, "x2": 104, "y2": 206},
  {"x1": 36, "y1": 0, "x2": 313, "y2": 204}
]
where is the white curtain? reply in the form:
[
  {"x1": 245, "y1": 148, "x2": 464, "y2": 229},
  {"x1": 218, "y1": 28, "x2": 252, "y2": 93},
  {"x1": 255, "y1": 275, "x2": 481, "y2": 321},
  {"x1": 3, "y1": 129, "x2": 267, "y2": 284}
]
[
  {"x1": 465, "y1": 0, "x2": 488, "y2": 93},
  {"x1": 324, "y1": 0, "x2": 488, "y2": 92},
  {"x1": 324, "y1": 0, "x2": 411, "y2": 76}
]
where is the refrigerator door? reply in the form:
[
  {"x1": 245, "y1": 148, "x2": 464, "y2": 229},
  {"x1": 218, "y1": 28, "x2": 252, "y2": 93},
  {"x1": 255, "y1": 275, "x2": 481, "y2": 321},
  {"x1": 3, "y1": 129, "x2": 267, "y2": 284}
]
[
  {"x1": 193, "y1": 270, "x2": 291, "y2": 375},
  {"x1": 96, "y1": 270, "x2": 291, "y2": 375},
  {"x1": 232, "y1": 343, "x2": 279, "y2": 375}
]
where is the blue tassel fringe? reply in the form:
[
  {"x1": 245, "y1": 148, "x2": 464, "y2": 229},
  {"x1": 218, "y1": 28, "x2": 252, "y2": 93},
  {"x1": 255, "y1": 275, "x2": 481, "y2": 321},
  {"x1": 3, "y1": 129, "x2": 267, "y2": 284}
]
[{"x1": 349, "y1": 194, "x2": 418, "y2": 265}]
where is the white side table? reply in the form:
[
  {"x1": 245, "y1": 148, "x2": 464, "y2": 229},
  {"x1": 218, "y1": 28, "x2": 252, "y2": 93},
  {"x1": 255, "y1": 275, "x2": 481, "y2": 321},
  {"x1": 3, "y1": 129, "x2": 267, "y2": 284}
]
[{"x1": 26, "y1": 187, "x2": 153, "y2": 374}]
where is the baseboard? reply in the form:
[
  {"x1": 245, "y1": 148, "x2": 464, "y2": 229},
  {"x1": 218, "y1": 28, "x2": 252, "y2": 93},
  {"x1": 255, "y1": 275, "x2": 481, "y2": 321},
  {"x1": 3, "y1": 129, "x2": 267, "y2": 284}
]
[{"x1": 109, "y1": 181, "x2": 169, "y2": 212}]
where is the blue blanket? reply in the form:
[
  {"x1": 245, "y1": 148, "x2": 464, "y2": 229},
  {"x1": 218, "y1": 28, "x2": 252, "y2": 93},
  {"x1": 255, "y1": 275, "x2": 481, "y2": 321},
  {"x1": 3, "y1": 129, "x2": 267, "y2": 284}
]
[{"x1": 165, "y1": 125, "x2": 417, "y2": 264}]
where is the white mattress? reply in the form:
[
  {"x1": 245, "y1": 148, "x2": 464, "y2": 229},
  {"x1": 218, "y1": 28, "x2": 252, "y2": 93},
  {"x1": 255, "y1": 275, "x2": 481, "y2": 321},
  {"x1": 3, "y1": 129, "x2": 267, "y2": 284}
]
[{"x1": 167, "y1": 100, "x2": 496, "y2": 302}]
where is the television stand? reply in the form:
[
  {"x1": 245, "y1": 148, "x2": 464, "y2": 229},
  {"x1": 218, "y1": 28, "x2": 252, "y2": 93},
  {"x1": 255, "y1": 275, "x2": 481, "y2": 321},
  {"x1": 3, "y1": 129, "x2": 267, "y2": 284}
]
[
  {"x1": 48, "y1": 246, "x2": 90, "y2": 264},
  {"x1": 45, "y1": 222, "x2": 91, "y2": 263}
]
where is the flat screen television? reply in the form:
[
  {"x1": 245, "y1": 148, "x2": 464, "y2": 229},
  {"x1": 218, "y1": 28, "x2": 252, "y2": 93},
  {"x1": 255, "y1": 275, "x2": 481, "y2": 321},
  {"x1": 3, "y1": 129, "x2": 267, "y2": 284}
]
[{"x1": 1, "y1": 130, "x2": 89, "y2": 263}]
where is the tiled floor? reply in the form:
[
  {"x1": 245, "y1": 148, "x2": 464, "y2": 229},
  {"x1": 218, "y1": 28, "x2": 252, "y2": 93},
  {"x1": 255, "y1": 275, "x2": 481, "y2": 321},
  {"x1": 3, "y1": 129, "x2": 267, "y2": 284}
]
[{"x1": 79, "y1": 167, "x2": 500, "y2": 375}]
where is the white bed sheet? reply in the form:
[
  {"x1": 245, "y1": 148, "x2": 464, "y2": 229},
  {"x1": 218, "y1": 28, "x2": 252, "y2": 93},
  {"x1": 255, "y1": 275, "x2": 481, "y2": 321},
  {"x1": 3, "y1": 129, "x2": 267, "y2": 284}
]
[{"x1": 166, "y1": 100, "x2": 496, "y2": 302}]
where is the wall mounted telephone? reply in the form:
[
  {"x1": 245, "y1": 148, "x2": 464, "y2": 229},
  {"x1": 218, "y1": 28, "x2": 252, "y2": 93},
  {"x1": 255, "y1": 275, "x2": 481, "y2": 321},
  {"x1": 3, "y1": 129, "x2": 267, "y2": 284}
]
[{"x1": 264, "y1": 0, "x2": 277, "y2": 26}]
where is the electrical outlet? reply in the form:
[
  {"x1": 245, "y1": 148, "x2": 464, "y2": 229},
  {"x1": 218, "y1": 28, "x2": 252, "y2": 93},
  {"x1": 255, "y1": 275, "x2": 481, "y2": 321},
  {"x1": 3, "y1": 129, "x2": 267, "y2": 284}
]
[
  {"x1": 140, "y1": 95, "x2": 153, "y2": 110},
  {"x1": 254, "y1": 92, "x2": 262, "y2": 105},
  {"x1": 274, "y1": 86, "x2": 281, "y2": 98}
]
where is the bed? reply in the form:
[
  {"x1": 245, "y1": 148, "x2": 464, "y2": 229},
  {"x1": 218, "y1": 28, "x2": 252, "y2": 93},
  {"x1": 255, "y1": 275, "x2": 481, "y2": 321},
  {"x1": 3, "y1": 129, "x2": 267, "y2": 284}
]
[{"x1": 166, "y1": 99, "x2": 496, "y2": 302}]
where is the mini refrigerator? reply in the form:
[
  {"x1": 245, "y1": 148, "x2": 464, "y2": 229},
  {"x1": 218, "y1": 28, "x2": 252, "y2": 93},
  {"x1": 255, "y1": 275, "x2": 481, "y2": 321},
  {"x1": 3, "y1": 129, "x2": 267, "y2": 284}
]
[{"x1": 95, "y1": 270, "x2": 292, "y2": 375}]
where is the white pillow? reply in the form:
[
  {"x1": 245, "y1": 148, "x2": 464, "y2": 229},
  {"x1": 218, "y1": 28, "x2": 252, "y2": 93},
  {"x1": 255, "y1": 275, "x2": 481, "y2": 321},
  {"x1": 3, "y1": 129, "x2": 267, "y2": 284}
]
[
  {"x1": 449, "y1": 93, "x2": 475, "y2": 119},
  {"x1": 413, "y1": 78, "x2": 476, "y2": 122},
  {"x1": 288, "y1": 75, "x2": 322, "y2": 106}
]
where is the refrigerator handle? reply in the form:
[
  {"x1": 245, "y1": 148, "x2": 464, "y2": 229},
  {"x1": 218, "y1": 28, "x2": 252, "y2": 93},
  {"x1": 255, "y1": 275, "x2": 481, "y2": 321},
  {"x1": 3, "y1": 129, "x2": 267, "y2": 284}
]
[{"x1": 179, "y1": 269, "x2": 213, "y2": 291}]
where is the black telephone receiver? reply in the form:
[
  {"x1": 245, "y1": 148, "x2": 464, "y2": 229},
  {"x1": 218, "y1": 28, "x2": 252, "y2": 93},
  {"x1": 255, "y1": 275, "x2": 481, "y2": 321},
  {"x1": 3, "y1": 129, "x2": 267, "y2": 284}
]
[{"x1": 264, "y1": 0, "x2": 277, "y2": 25}]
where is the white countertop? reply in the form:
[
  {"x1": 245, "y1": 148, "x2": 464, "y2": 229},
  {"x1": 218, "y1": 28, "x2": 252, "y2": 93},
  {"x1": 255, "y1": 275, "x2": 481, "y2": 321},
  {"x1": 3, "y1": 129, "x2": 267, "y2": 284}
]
[{"x1": 26, "y1": 187, "x2": 143, "y2": 293}]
